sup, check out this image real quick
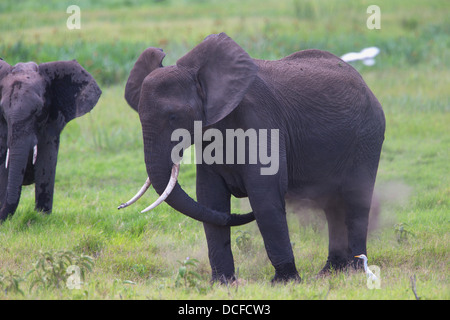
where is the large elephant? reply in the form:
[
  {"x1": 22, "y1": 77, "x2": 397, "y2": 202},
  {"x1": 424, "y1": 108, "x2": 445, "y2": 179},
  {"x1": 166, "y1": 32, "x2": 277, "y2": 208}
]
[
  {"x1": 120, "y1": 33, "x2": 385, "y2": 283},
  {"x1": 0, "y1": 59, "x2": 101, "y2": 221}
]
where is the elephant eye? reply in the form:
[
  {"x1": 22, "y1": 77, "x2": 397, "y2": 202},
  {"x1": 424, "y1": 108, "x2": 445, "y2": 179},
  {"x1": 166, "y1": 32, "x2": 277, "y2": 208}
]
[{"x1": 169, "y1": 114, "x2": 176, "y2": 121}]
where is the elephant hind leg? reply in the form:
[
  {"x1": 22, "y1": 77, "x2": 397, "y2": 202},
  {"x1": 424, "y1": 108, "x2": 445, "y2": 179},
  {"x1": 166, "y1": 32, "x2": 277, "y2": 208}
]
[
  {"x1": 341, "y1": 164, "x2": 378, "y2": 270},
  {"x1": 319, "y1": 196, "x2": 351, "y2": 274}
]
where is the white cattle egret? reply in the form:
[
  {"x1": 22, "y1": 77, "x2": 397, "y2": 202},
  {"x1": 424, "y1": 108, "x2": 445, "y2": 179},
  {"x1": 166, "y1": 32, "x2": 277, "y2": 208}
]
[
  {"x1": 355, "y1": 254, "x2": 378, "y2": 281},
  {"x1": 341, "y1": 47, "x2": 380, "y2": 66}
]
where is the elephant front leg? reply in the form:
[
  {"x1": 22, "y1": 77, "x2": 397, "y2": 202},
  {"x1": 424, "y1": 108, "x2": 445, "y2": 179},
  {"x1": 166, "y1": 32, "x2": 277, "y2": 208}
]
[
  {"x1": 196, "y1": 166, "x2": 235, "y2": 283},
  {"x1": 34, "y1": 134, "x2": 60, "y2": 213},
  {"x1": 0, "y1": 165, "x2": 7, "y2": 208},
  {"x1": 203, "y1": 223, "x2": 235, "y2": 283},
  {"x1": 256, "y1": 206, "x2": 299, "y2": 283},
  {"x1": 248, "y1": 190, "x2": 300, "y2": 283},
  {"x1": 0, "y1": 130, "x2": 7, "y2": 205}
]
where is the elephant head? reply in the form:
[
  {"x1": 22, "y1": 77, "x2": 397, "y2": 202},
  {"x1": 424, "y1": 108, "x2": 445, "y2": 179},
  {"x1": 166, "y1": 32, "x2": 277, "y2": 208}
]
[
  {"x1": 0, "y1": 59, "x2": 101, "y2": 221},
  {"x1": 120, "y1": 33, "x2": 256, "y2": 226}
]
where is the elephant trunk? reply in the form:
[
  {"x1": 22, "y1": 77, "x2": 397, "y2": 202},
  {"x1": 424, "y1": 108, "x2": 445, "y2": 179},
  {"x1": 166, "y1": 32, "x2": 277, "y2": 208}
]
[
  {"x1": 0, "y1": 136, "x2": 35, "y2": 221},
  {"x1": 141, "y1": 139, "x2": 254, "y2": 227}
]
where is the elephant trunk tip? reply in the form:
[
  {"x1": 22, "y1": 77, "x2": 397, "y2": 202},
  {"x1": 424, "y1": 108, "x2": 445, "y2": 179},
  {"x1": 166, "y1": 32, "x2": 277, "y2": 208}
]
[{"x1": 227, "y1": 212, "x2": 256, "y2": 226}]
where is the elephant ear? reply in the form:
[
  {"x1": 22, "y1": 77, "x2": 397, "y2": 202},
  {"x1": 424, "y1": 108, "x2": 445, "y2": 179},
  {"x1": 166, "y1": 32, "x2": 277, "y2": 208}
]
[
  {"x1": 0, "y1": 59, "x2": 11, "y2": 83},
  {"x1": 0, "y1": 59, "x2": 12, "y2": 162},
  {"x1": 125, "y1": 47, "x2": 165, "y2": 112},
  {"x1": 177, "y1": 33, "x2": 258, "y2": 126},
  {"x1": 39, "y1": 60, "x2": 102, "y2": 131},
  {"x1": 0, "y1": 59, "x2": 11, "y2": 107}
]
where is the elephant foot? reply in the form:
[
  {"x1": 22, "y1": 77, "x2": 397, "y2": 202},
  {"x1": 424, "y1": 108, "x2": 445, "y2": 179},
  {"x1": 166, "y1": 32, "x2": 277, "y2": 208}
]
[
  {"x1": 351, "y1": 256, "x2": 365, "y2": 270},
  {"x1": 35, "y1": 206, "x2": 52, "y2": 215},
  {"x1": 211, "y1": 273, "x2": 236, "y2": 285},
  {"x1": 0, "y1": 202, "x2": 18, "y2": 222},
  {"x1": 318, "y1": 254, "x2": 365, "y2": 276},
  {"x1": 318, "y1": 256, "x2": 353, "y2": 275},
  {"x1": 271, "y1": 262, "x2": 301, "y2": 284}
]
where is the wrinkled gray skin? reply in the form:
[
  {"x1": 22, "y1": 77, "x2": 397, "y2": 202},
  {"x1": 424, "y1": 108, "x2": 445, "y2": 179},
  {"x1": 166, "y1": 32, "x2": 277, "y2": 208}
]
[
  {"x1": 0, "y1": 59, "x2": 101, "y2": 221},
  {"x1": 125, "y1": 33, "x2": 385, "y2": 283}
]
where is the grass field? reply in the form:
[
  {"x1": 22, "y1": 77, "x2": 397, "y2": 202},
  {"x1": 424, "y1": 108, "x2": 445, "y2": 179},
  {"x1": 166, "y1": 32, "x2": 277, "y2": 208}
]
[{"x1": 0, "y1": 0, "x2": 448, "y2": 300}]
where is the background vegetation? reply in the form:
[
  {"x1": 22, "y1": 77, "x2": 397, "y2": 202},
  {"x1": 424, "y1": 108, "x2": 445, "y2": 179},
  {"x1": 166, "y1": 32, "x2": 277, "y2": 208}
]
[{"x1": 0, "y1": 0, "x2": 448, "y2": 299}]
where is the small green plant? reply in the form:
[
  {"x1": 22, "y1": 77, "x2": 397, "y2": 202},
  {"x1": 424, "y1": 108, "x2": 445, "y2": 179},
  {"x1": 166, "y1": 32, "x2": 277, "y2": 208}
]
[
  {"x1": 395, "y1": 223, "x2": 415, "y2": 243},
  {"x1": 235, "y1": 230, "x2": 252, "y2": 252},
  {"x1": 175, "y1": 257, "x2": 202, "y2": 288},
  {"x1": 0, "y1": 271, "x2": 25, "y2": 296},
  {"x1": 27, "y1": 250, "x2": 94, "y2": 292}
]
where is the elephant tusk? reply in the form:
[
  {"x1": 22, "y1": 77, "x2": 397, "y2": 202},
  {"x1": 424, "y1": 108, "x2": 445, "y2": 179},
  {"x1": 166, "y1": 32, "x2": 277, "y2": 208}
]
[
  {"x1": 5, "y1": 148, "x2": 9, "y2": 169},
  {"x1": 32, "y1": 145, "x2": 38, "y2": 165},
  {"x1": 4, "y1": 145, "x2": 37, "y2": 168},
  {"x1": 141, "y1": 163, "x2": 180, "y2": 213},
  {"x1": 117, "y1": 177, "x2": 152, "y2": 209}
]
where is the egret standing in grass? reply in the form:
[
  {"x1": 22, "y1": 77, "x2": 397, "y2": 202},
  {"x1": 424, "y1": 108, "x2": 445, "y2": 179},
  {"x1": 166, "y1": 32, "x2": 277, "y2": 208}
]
[{"x1": 355, "y1": 254, "x2": 379, "y2": 283}]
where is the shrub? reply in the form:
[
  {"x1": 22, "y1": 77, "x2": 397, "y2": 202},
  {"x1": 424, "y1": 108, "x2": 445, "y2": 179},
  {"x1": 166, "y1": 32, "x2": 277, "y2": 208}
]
[{"x1": 27, "y1": 250, "x2": 94, "y2": 291}]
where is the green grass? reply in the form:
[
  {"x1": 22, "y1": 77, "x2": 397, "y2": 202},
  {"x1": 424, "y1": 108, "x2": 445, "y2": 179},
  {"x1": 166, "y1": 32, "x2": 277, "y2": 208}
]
[{"x1": 0, "y1": 0, "x2": 449, "y2": 300}]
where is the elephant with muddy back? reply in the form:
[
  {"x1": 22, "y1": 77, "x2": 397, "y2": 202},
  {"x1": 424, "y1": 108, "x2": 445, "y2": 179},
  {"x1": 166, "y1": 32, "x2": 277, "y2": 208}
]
[
  {"x1": 0, "y1": 59, "x2": 101, "y2": 221},
  {"x1": 119, "y1": 33, "x2": 385, "y2": 283}
]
